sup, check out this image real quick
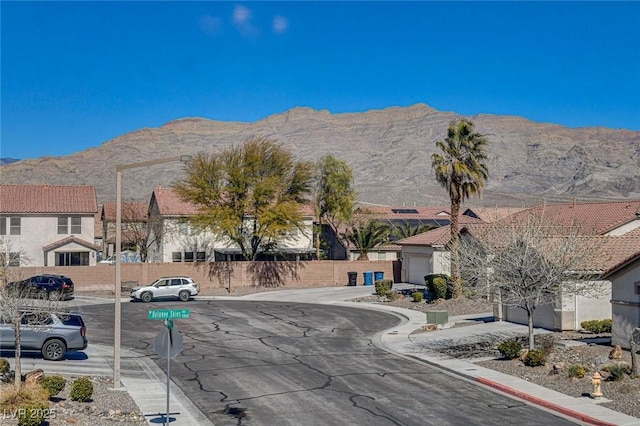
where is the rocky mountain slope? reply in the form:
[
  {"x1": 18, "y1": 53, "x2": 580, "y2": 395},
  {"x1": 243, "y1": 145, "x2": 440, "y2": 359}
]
[{"x1": 2, "y1": 104, "x2": 638, "y2": 207}]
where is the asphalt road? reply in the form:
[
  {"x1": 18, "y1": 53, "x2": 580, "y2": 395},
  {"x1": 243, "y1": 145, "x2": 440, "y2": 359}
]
[{"x1": 78, "y1": 300, "x2": 575, "y2": 426}]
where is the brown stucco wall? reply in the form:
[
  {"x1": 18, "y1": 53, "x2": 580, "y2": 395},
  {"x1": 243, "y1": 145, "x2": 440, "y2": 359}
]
[{"x1": 11, "y1": 261, "x2": 397, "y2": 294}]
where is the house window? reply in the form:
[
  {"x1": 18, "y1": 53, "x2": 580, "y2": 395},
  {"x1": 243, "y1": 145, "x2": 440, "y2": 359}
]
[
  {"x1": 0, "y1": 216, "x2": 5, "y2": 235},
  {"x1": 172, "y1": 252, "x2": 182, "y2": 262},
  {"x1": 635, "y1": 282, "x2": 640, "y2": 295},
  {"x1": 56, "y1": 252, "x2": 89, "y2": 266},
  {"x1": 58, "y1": 217, "x2": 68, "y2": 234},
  {"x1": 58, "y1": 217, "x2": 82, "y2": 234},
  {"x1": 184, "y1": 252, "x2": 194, "y2": 262},
  {"x1": 71, "y1": 217, "x2": 81, "y2": 234},
  {"x1": 9, "y1": 218, "x2": 20, "y2": 235},
  {"x1": 378, "y1": 252, "x2": 387, "y2": 260},
  {"x1": 196, "y1": 251, "x2": 206, "y2": 262}
]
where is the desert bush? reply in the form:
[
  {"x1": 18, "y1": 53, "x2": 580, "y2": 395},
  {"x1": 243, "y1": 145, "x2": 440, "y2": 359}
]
[
  {"x1": 603, "y1": 363, "x2": 630, "y2": 381},
  {"x1": 424, "y1": 274, "x2": 452, "y2": 299},
  {"x1": 567, "y1": 364, "x2": 587, "y2": 378},
  {"x1": 374, "y1": 279, "x2": 393, "y2": 297},
  {"x1": 523, "y1": 349, "x2": 546, "y2": 367},
  {"x1": 497, "y1": 340, "x2": 523, "y2": 360},
  {"x1": 580, "y1": 319, "x2": 612, "y2": 334},
  {"x1": 0, "y1": 382, "x2": 49, "y2": 412},
  {"x1": 69, "y1": 377, "x2": 93, "y2": 402},
  {"x1": 412, "y1": 291, "x2": 424, "y2": 302},
  {"x1": 40, "y1": 375, "x2": 66, "y2": 398},
  {"x1": 537, "y1": 335, "x2": 556, "y2": 355},
  {"x1": 17, "y1": 400, "x2": 49, "y2": 426}
]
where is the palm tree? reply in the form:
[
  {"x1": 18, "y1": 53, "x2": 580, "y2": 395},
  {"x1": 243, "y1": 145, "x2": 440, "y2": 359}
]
[
  {"x1": 341, "y1": 220, "x2": 390, "y2": 260},
  {"x1": 389, "y1": 220, "x2": 433, "y2": 240},
  {"x1": 431, "y1": 119, "x2": 489, "y2": 298}
]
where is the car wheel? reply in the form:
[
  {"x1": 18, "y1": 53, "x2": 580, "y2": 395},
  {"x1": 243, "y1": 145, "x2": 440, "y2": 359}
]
[
  {"x1": 42, "y1": 339, "x2": 67, "y2": 361},
  {"x1": 140, "y1": 292, "x2": 153, "y2": 303},
  {"x1": 48, "y1": 291, "x2": 61, "y2": 301},
  {"x1": 178, "y1": 291, "x2": 190, "y2": 302}
]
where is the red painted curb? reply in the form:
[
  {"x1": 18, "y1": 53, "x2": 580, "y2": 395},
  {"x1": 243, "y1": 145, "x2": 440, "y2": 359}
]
[{"x1": 476, "y1": 377, "x2": 618, "y2": 426}]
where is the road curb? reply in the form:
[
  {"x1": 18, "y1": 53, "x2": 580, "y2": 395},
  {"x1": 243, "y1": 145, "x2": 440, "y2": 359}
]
[{"x1": 476, "y1": 377, "x2": 618, "y2": 426}]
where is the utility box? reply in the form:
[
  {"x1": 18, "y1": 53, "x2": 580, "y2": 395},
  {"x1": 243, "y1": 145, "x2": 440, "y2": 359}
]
[{"x1": 426, "y1": 310, "x2": 448, "y2": 325}]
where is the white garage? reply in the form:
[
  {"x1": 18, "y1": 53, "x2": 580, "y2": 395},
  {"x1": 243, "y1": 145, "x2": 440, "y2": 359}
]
[{"x1": 397, "y1": 227, "x2": 451, "y2": 285}]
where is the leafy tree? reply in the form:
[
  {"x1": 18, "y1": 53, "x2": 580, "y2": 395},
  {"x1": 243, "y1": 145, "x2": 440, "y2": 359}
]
[
  {"x1": 341, "y1": 220, "x2": 390, "y2": 260},
  {"x1": 174, "y1": 137, "x2": 314, "y2": 261},
  {"x1": 0, "y1": 239, "x2": 67, "y2": 387},
  {"x1": 458, "y1": 212, "x2": 604, "y2": 350},
  {"x1": 312, "y1": 155, "x2": 356, "y2": 259},
  {"x1": 431, "y1": 119, "x2": 489, "y2": 298}
]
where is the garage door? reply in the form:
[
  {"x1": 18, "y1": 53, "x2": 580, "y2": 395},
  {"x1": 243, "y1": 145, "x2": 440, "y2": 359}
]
[{"x1": 406, "y1": 254, "x2": 430, "y2": 285}]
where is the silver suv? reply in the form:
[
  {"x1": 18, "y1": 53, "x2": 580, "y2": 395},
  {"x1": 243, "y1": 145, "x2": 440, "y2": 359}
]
[
  {"x1": 130, "y1": 277, "x2": 199, "y2": 303},
  {"x1": 0, "y1": 312, "x2": 88, "y2": 361}
]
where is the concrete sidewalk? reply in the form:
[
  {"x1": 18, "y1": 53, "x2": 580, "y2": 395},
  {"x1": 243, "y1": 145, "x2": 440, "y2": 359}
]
[{"x1": 233, "y1": 285, "x2": 640, "y2": 426}]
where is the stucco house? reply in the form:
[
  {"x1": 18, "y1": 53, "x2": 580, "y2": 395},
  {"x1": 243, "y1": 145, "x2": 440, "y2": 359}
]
[
  {"x1": 146, "y1": 186, "x2": 315, "y2": 263},
  {"x1": 100, "y1": 201, "x2": 148, "y2": 258},
  {"x1": 399, "y1": 200, "x2": 640, "y2": 332},
  {"x1": 601, "y1": 229, "x2": 640, "y2": 349},
  {"x1": 329, "y1": 205, "x2": 452, "y2": 261},
  {"x1": 0, "y1": 184, "x2": 99, "y2": 266}
]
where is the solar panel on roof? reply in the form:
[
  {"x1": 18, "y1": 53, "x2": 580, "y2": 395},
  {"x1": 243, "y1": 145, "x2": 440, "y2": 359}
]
[{"x1": 391, "y1": 208, "x2": 419, "y2": 214}]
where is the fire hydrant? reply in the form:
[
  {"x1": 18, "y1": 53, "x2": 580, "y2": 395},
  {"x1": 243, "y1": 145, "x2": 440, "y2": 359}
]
[{"x1": 591, "y1": 371, "x2": 603, "y2": 398}]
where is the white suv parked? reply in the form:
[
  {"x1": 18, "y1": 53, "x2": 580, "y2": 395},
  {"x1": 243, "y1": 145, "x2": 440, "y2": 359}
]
[{"x1": 130, "y1": 277, "x2": 199, "y2": 303}]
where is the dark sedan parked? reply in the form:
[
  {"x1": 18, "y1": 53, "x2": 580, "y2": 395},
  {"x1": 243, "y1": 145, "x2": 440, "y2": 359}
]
[{"x1": 8, "y1": 274, "x2": 75, "y2": 300}]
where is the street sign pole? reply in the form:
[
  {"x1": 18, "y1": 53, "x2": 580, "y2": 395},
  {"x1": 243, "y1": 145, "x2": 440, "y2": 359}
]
[{"x1": 165, "y1": 319, "x2": 171, "y2": 426}]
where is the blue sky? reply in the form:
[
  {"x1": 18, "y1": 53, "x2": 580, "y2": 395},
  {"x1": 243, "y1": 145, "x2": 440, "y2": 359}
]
[{"x1": 2, "y1": 1, "x2": 639, "y2": 160}]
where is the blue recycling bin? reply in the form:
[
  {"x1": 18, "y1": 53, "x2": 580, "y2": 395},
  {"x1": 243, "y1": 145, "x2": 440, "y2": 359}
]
[
  {"x1": 374, "y1": 271, "x2": 384, "y2": 282},
  {"x1": 363, "y1": 271, "x2": 374, "y2": 286}
]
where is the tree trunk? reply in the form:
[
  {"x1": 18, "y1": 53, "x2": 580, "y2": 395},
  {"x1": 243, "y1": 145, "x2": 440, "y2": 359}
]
[
  {"x1": 449, "y1": 198, "x2": 461, "y2": 298},
  {"x1": 315, "y1": 220, "x2": 322, "y2": 260},
  {"x1": 527, "y1": 310, "x2": 535, "y2": 351},
  {"x1": 14, "y1": 320, "x2": 22, "y2": 388},
  {"x1": 631, "y1": 339, "x2": 639, "y2": 378}
]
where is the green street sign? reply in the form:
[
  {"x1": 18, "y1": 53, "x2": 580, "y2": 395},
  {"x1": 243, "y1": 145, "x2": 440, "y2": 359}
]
[{"x1": 148, "y1": 309, "x2": 191, "y2": 320}]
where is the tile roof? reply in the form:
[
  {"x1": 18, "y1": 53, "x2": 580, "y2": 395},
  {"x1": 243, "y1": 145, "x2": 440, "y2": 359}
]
[
  {"x1": 151, "y1": 186, "x2": 315, "y2": 217},
  {"x1": 507, "y1": 200, "x2": 640, "y2": 235},
  {"x1": 102, "y1": 201, "x2": 148, "y2": 221},
  {"x1": 42, "y1": 236, "x2": 101, "y2": 252},
  {"x1": 463, "y1": 207, "x2": 528, "y2": 222},
  {"x1": 0, "y1": 184, "x2": 97, "y2": 214},
  {"x1": 395, "y1": 217, "x2": 483, "y2": 247},
  {"x1": 396, "y1": 225, "x2": 451, "y2": 246},
  {"x1": 595, "y1": 235, "x2": 640, "y2": 275},
  {"x1": 152, "y1": 186, "x2": 201, "y2": 216}
]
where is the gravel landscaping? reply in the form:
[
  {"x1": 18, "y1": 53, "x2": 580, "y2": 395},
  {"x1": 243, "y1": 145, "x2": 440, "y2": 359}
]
[{"x1": 1, "y1": 375, "x2": 147, "y2": 426}]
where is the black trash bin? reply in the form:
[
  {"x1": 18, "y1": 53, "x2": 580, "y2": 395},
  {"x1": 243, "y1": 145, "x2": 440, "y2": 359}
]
[{"x1": 347, "y1": 272, "x2": 357, "y2": 286}]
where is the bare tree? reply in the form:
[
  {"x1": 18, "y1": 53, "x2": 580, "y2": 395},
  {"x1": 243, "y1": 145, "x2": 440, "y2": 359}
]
[
  {"x1": 0, "y1": 238, "x2": 68, "y2": 387},
  {"x1": 458, "y1": 211, "x2": 605, "y2": 350}
]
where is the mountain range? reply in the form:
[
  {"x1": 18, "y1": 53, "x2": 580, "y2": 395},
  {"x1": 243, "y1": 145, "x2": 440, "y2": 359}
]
[{"x1": 1, "y1": 103, "x2": 639, "y2": 208}]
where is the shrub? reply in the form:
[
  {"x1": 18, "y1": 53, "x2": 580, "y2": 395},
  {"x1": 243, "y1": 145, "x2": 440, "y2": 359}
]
[
  {"x1": 17, "y1": 400, "x2": 49, "y2": 426},
  {"x1": 523, "y1": 349, "x2": 546, "y2": 367},
  {"x1": 412, "y1": 291, "x2": 424, "y2": 302},
  {"x1": 568, "y1": 364, "x2": 587, "y2": 378},
  {"x1": 424, "y1": 274, "x2": 452, "y2": 299},
  {"x1": 40, "y1": 375, "x2": 66, "y2": 398},
  {"x1": 603, "y1": 364, "x2": 630, "y2": 381},
  {"x1": 374, "y1": 279, "x2": 393, "y2": 297},
  {"x1": 497, "y1": 340, "x2": 523, "y2": 360},
  {"x1": 580, "y1": 319, "x2": 612, "y2": 334},
  {"x1": 0, "y1": 382, "x2": 49, "y2": 412},
  {"x1": 69, "y1": 377, "x2": 93, "y2": 402}
]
